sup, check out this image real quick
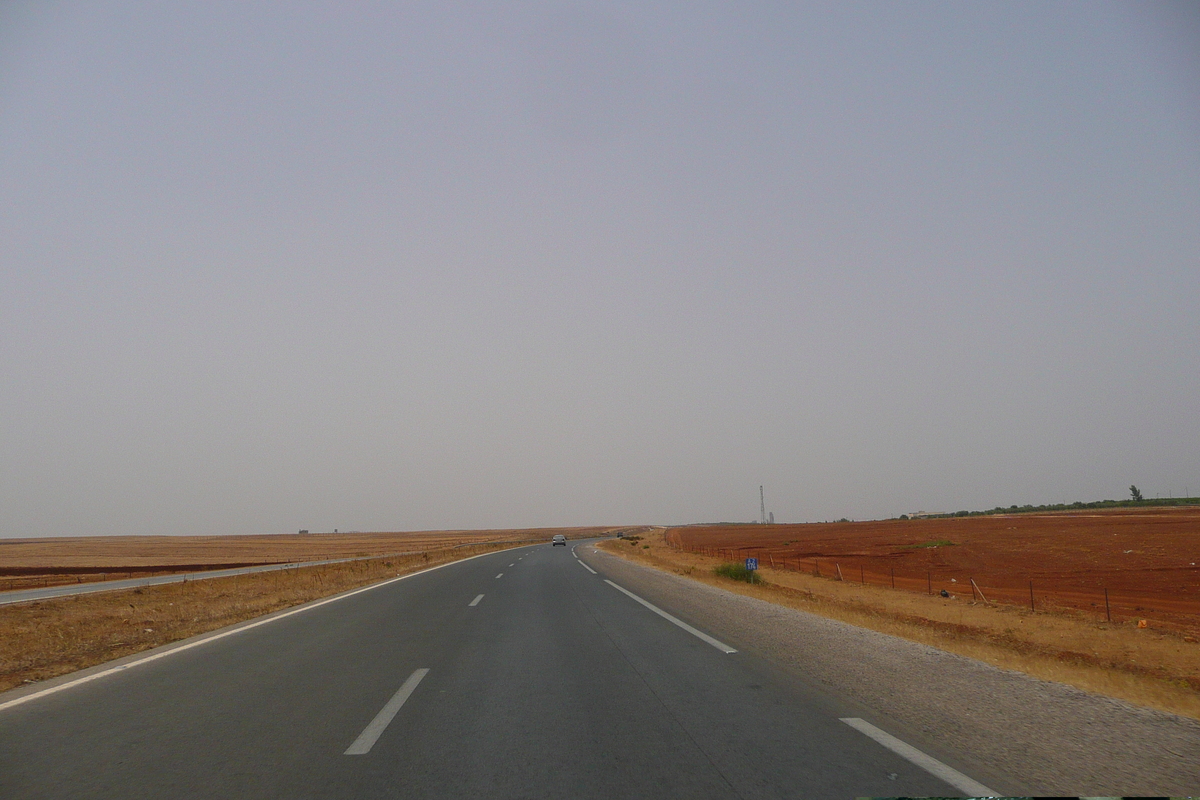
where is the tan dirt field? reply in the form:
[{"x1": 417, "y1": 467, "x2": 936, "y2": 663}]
[
  {"x1": 0, "y1": 528, "x2": 613, "y2": 693},
  {"x1": 669, "y1": 507, "x2": 1200, "y2": 633},
  {"x1": 600, "y1": 521, "x2": 1200, "y2": 721},
  {"x1": 0, "y1": 527, "x2": 613, "y2": 591}
]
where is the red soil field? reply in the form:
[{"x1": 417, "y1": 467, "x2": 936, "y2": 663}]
[{"x1": 668, "y1": 507, "x2": 1200, "y2": 632}]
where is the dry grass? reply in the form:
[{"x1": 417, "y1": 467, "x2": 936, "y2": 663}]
[
  {"x1": 670, "y1": 509, "x2": 1200, "y2": 631},
  {"x1": 600, "y1": 530, "x2": 1200, "y2": 721},
  {"x1": 0, "y1": 539, "x2": 528, "y2": 693},
  {"x1": 0, "y1": 527, "x2": 613, "y2": 591}
]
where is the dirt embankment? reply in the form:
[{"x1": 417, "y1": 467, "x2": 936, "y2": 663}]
[
  {"x1": 0, "y1": 527, "x2": 613, "y2": 592},
  {"x1": 0, "y1": 527, "x2": 612, "y2": 693},
  {"x1": 0, "y1": 546, "x2": 487, "y2": 694},
  {"x1": 669, "y1": 507, "x2": 1200, "y2": 633},
  {"x1": 588, "y1": 541, "x2": 1200, "y2": 795},
  {"x1": 602, "y1": 523, "x2": 1200, "y2": 722}
]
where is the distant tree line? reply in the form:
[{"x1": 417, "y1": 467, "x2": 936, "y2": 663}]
[{"x1": 907, "y1": 490, "x2": 1196, "y2": 520}]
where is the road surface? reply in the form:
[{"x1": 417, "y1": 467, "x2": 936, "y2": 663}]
[
  {"x1": 0, "y1": 540, "x2": 530, "y2": 606},
  {"x1": 0, "y1": 539, "x2": 1009, "y2": 798}
]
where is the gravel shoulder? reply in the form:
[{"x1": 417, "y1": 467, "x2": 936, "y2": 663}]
[{"x1": 580, "y1": 543, "x2": 1200, "y2": 795}]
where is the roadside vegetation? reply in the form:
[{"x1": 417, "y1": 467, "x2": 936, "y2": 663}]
[
  {"x1": 0, "y1": 541, "x2": 524, "y2": 694},
  {"x1": 910, "y1": 493, "x2": 1199, "y2": 519},
  {"x1": 713, "y1": 562, "x2": 763, "y2": 584},
  {"x1": 0, "y1": 527, "x2": 608, "y2": 593},
  {"x1": 599, "y1": 530, "x2": 1200, "y2": 721}
]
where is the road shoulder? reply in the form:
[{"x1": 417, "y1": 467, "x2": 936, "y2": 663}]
[{"x1": 578, "y1": 541, "x2": 1200, "y2": 795}]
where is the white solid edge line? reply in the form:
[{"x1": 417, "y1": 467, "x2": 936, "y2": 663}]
[
  {"x1": 0, "y1": 549, "x2": 504, "y2": 714},
  {"x1": 468, "y1": 594, "x2": 484, "y2": 607},
  {"x1": 578, "y1": 560, "x2": 597, "y2": 575},
  {"x1": 839, "y1": 718, "x2": 997, "y2": 796},
  {"x1": 603, "y1": 579, "x2": 736, "y2": 654},
  {"x1": 344, "y1": 668, "x2": 430, "y2": 755}
]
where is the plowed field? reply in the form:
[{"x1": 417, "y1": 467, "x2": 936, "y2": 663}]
[
  {"x1": 669, "y1": 507, "x2": 1200, "y2": 631},
  {"x1": 0, "y1": 527, "x2": 614, "y2": 591}
]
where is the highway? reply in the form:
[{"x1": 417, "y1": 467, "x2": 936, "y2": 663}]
[
  {"x1": 0, "y1": 538, "x2": 1004, "y2": 798},
  {"x1": 0, "y1": 558, "x2": 360, "y2": 606},
  {"x1": 0, "y1": 542, "x2": 530, "y2": 606}
]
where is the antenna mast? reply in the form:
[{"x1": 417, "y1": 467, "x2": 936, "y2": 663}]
[{"x1": 760, "y1": 485, "x2": 766, "y2": 525}]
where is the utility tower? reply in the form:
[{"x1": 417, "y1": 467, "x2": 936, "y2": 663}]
[{"x1": 760, "y1": 485, "x2": 767, "y2": 525}]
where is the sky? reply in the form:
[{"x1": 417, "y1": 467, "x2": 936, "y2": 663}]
[{"x1": 2, "y1": 1, "x2": 1198, "y2": 537}]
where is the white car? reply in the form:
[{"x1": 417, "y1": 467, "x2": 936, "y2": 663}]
[{"x1": 551, "y1": 534, "x2": 567, "y2": 546}]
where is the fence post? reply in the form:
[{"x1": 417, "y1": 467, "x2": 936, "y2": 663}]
[
  {"x1": 927, "y1": 572, "x2": 931, "y2": 595},
  {"x1": 970, "y1": 578, "x2": 977, "y2": 602},
  {"x1": 1105, "y1": 588, "x2": 1111, "y2": 623},
  {"x1": 860, "y1": 565, "x2": 865, "y2": 584},
  {"x1": 815, "y1": 560, "x2": 820, "y2": 577},
  {"x1": 1029, "y1": 581, "x2": 1035, "y2": 611},
  {"x1": 769, "y1": 553, "x2": 775, "y2": 568},
  {"x1": 890, "y1": 568, "x2": 895, "y2": 589},
  {"x1": 836, "y1": 563, "x2": 843, "y2": 581}
]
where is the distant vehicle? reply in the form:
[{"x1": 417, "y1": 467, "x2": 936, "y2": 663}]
[
  {"x1": 616, "y1": 531, "x2": 624, "y2": 538},
  {"x1": 551, "y1": 534, "x2": 567, "y2": 546}
]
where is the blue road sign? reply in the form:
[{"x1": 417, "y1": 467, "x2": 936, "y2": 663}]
[{"x1": 745, "y1": 557, "x2": 758, "y2": 571}]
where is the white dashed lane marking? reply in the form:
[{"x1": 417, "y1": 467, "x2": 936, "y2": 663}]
[
  {"x1": 0, "y1": 551, "x2": 501, "y2": 715},
  {"x1": 345, "y1": 669, "x2": 430, "y2": 756}
]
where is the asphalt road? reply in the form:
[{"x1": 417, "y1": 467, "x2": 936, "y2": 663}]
[
  {"x1": 0, "y1": 539, "x2": 1000, "y2": 799},
  {"x1": 0, "y1": 540, "x2": 540, "y2": 606}
]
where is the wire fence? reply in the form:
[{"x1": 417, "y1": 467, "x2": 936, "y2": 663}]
[{"x1": 667, "y1": 532, "x2": 1198, "y2": 633}]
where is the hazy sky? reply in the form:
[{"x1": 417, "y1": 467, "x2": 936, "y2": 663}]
[{"x1": 2, "y1": 2, "x2": 1198, "y2": 537}]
